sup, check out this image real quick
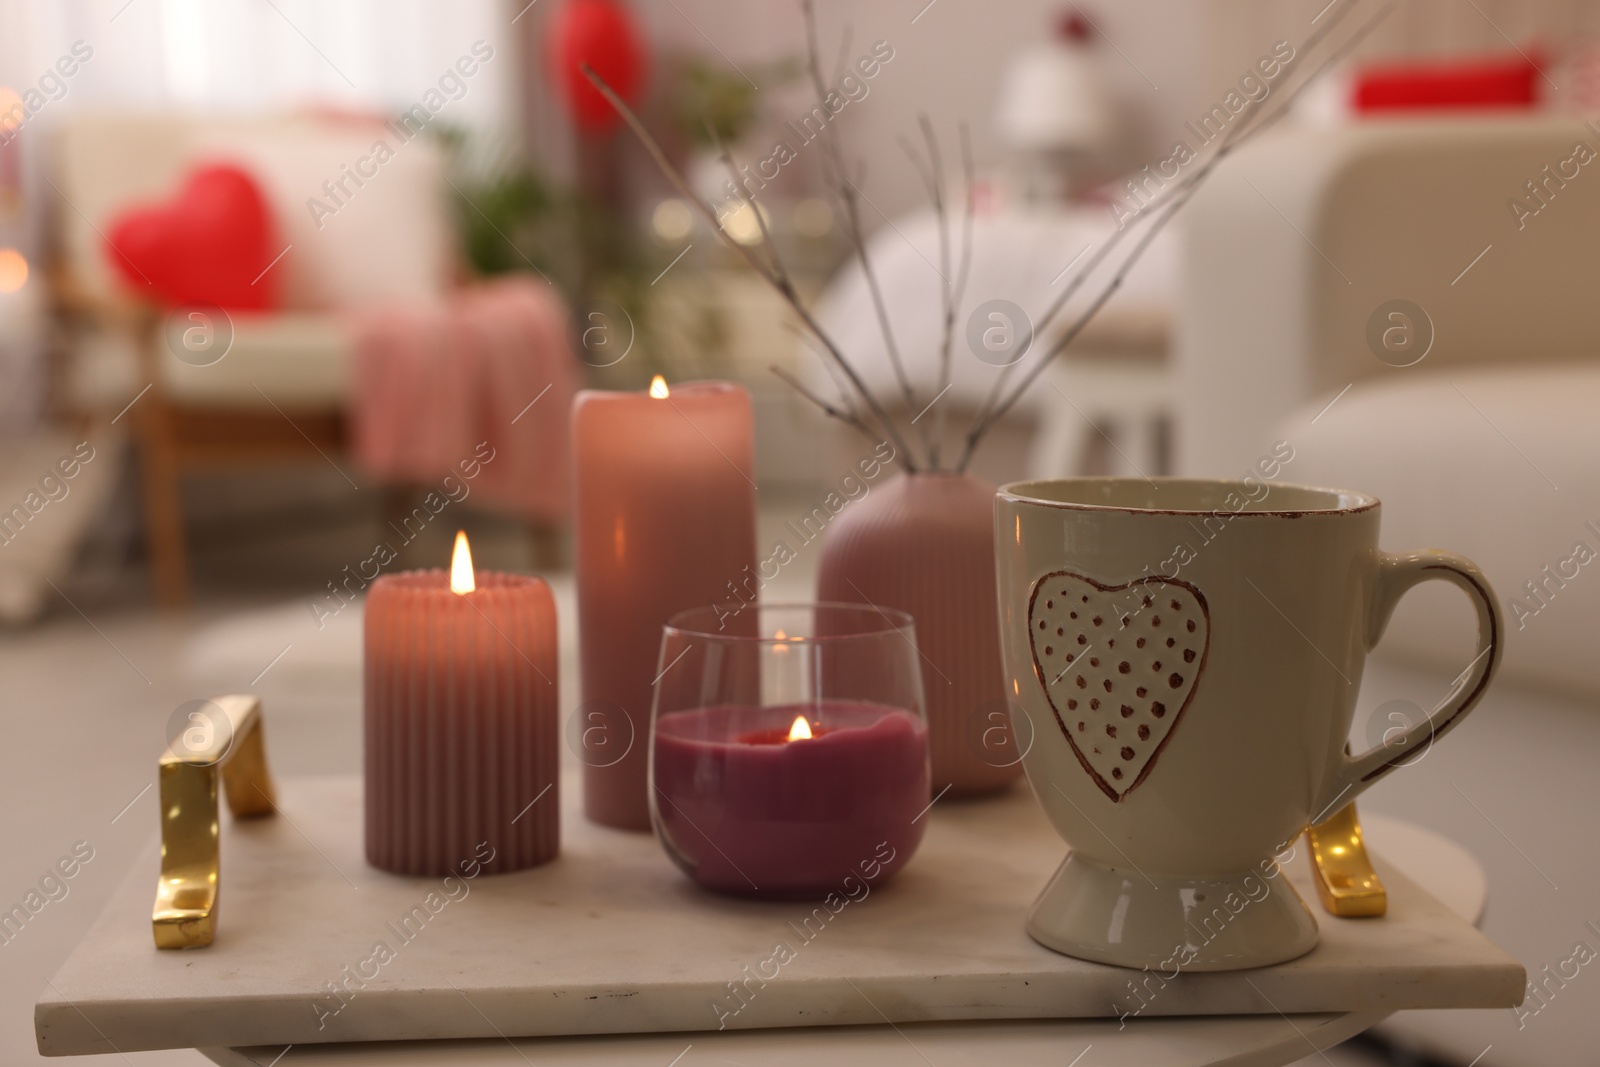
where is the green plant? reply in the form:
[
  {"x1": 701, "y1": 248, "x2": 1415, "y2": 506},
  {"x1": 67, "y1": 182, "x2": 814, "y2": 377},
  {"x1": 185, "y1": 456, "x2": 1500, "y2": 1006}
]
[
  {"x1": 667, "y1": 56, "x2": 800, "y2": 149},
  {"x1": 437, "y1": 129, "x2": 686, "y2": 383},
  {"x1": 453, "y1": 166, "x2": 561, "y2": 280}
]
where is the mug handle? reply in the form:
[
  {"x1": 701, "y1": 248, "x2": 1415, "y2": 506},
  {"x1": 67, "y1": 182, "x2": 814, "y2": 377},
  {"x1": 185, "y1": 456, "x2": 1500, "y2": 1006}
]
[{"x1": 1314, "y1": 549, "x2": 1502, "y2": 816}]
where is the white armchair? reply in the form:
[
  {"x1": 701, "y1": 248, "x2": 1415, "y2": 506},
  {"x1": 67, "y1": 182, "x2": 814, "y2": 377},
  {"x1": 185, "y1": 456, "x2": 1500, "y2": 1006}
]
[
  {"x1": 1177, "y1": 117, "x2": 1600, "y2": 1067},
  {"x1": 1176, "y1": 116, "x2": 1600, "y2": 477},
  {"x1": 1178, "y1": 116, "x2": 1600, "y2": 694}
]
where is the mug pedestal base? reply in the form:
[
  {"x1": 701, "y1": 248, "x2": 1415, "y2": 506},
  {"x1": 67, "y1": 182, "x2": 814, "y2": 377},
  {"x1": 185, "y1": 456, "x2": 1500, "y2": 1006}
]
[{"x1": 1026, "y1": 851, "x2": 1320, "y2": 971}]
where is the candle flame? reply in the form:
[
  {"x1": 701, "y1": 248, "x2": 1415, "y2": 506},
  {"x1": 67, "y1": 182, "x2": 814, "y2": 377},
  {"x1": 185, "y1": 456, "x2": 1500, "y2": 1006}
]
[
  {"x1": 450, "y1": 530, "x2": 475, "y2": 594},
  {"x1": 772, "y1": 628, "x2": 789, "y2": 655},
  {"x1": 787, "y1": 715, "x2": 813, "y2": 742},
  {"x1": 649, "y1": 375, "x2": 669, "y2": 399}
]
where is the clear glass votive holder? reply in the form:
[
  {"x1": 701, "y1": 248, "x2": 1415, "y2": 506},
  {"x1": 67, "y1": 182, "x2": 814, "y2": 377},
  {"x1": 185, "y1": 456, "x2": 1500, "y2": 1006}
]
[{"x1": 649, "y1": 603, "x2": 931, "y2": 899}]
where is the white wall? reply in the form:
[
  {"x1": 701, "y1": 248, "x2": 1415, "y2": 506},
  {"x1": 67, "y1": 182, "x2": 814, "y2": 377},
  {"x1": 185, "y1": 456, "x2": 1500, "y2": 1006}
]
[
  {"x1": 587, "y1": 0, "x2": 1598, "y2": 222},
  {"x1": 629, "y1": 0, "x2": 1204, "y2": 219}
]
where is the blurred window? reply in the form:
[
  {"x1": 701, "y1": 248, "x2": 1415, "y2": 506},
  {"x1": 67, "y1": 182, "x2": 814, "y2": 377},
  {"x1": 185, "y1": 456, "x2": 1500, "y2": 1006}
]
[{"x1": 0, "y1": 0, "x2": 512, "y2": 133}]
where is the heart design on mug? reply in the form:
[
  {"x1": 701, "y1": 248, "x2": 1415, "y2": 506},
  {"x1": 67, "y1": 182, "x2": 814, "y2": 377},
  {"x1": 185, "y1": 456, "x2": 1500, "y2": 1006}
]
[{"x1": 1028, "y1": 571, "x2": 1210, "y2": 801}]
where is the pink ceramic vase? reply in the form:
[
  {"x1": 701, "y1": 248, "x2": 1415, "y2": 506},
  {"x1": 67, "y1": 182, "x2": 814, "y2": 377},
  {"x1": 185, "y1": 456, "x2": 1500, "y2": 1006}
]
[{"x1": 815, "y1": 471, "x2": 1021, "y2": 795}]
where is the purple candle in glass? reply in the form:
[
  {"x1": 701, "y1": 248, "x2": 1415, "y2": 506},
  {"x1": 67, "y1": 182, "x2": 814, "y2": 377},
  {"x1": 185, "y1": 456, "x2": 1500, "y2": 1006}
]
[{"x1": 649, "y1": 605, "x2": 932, "y2": 898}]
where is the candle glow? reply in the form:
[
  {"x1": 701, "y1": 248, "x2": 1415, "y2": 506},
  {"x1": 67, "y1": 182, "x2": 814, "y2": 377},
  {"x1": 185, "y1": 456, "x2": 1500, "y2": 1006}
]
[
  {"x1": 0, "y1": 249, "x2": 28, "y2": 294},
  {"x1": 450, "y1": 530, "x2": 475, "y2": 595},
  {"x1": 649, "y1": 375, "x2": 669, "y2": 399}
]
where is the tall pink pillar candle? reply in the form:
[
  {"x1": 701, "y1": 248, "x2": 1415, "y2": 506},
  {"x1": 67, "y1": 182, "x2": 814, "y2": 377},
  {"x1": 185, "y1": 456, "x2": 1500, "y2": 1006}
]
[
  {"x1": 365, "y1": 565, "x2": 559, "y2": 875},
  {"x1": 574, "y1": 380, "x2": 758, "y2": 830}
]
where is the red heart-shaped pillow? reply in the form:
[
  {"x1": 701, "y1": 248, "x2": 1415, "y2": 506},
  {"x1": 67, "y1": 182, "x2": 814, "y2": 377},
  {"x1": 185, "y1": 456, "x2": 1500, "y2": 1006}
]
[{"x1": 105, "y1": 162, "x2": 279, "y2": 311}]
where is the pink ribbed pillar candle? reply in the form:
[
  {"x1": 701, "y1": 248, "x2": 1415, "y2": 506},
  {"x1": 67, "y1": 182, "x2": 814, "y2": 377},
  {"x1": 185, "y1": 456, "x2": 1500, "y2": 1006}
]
[{"x1": 364, "y1": 570, "x2": 559, "y2": 875}]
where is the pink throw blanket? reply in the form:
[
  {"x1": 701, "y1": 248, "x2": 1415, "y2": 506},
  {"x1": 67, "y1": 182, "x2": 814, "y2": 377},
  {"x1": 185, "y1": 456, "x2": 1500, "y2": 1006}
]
[{"x1": 349, "y1": 276, "x2": 578, "y2": 521}]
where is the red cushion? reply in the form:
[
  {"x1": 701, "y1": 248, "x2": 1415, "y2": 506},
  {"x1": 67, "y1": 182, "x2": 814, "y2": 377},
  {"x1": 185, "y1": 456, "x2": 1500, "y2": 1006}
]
[
  {"x1": 105, "y1": 162, "x2": 280, "y2": 311},
  {"x1": 1354, "y1": 52, "x2": 1543, "y2": 112}
]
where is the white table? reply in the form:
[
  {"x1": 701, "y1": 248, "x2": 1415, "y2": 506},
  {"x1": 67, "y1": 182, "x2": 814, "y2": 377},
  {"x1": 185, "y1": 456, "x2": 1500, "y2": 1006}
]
[{"x1": 199, "y1": 815, "x2": 1486, "y2": 1067}]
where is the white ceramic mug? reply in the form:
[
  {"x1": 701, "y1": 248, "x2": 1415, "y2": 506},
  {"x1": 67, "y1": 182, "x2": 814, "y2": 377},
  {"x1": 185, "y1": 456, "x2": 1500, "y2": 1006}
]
[{"x1": 994, "y1": 478, "x2": 1501, "y2": 971}]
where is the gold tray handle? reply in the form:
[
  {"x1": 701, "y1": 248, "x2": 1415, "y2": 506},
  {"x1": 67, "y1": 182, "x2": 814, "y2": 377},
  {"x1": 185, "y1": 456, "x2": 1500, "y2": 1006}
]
[
  {"x1": 1306, "y1": 800, "x2": 1387, "y2": 918},
  {"x1": 153, "y1": 695, "x2": 276, "y2": 949}
]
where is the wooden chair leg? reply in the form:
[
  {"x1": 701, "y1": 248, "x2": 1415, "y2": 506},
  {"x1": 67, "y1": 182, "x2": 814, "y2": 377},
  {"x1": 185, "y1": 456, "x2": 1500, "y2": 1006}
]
[
  {"x1": 1080, "y1": 418, "x2": 1117, "y2": 476},
  {"x1": 136, "y1": 405, "x2": 190, "y2": 607},
  {"x1": 380, "y1": 485, "x2": 415, "y2": 535},
  {"x1": 528, "y1": 522, "x2": 567, "y2": 570},
  {"x1": 1152, "y1": 412, "x2": 1175, "y2": 476}
]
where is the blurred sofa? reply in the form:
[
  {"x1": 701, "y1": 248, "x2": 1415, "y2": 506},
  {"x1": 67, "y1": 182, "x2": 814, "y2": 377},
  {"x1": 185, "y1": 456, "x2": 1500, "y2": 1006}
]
[{"x1": 1179, "y1": 117, "x2": 1600, "y2": 1066}]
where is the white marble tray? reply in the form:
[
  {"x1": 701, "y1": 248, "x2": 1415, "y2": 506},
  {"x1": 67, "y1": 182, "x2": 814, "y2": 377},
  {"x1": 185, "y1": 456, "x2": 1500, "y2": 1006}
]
[{"x1": 36, "y1": 774, "x2": 1523, "y2": 1056}]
